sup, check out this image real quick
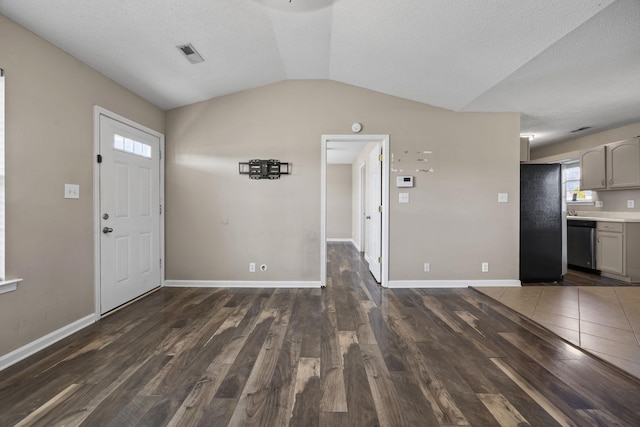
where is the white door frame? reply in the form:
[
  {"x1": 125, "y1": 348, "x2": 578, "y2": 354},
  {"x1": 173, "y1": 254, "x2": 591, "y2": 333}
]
[
  {"x1": 359, "y1": 162, "x2": 366, "y2": 253},
  {"x1": 321, "y1": 134, "x2": 389, "y2": 288},
  {"x1": 93, "y1": 106, "x2": 165, "y2": 320}
]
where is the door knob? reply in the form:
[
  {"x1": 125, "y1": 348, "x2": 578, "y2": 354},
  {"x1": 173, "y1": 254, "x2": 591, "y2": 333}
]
[
  {"x1": 365, "y1": 216, "x2": 371, "y2": 220},
  {"x1": 102, "y1": 227, "x2": 113, "y2": 234}
]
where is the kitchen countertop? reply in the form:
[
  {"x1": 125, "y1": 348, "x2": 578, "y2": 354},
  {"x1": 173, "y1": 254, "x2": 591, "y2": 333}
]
[{"x1": 567, "y1": 211, "x2": 640, "y2": 223}]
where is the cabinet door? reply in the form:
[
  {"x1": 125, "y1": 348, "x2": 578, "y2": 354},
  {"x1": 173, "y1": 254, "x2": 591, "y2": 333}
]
[
  {"x1": 607, "y1": 138, "x2": 640, "y2": 189},
  {"x1": 580, "y1": 146, "x2": 606, "y2": 190},
  {"x1": 596, "y1": 231, "x2": 624, "y2": 275}
]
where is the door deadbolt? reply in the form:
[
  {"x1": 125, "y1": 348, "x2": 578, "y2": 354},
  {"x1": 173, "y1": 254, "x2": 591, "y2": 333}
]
[{"x1": 103, "y1": 213, "x2": 109, "y2": 220}]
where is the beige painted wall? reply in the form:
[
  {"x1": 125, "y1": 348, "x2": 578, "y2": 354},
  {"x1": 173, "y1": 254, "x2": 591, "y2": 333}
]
[
  {"x1": 388, "y1": 113, "x2": 520, "y2": 280},
  {"x1": 0, "y1": 15, "x2": 164, "y2": 356},
  {"x1": 326, "y1": 164, "x2": 352, "y2": 239},
  {"x1": 165, "y1": 80, "x2": 520, "y2": 283},
  {"x1": 531, "y1": 122, "x2": 640, "y2": 213}
]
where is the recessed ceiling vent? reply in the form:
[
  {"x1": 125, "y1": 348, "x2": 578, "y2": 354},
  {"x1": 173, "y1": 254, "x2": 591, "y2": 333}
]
[
  {"x1": 177, "y1": 43, "x2": 204, "y2": 64},
  {"x1": 570, "y1": 126, "x2": 592, "y2": 133}
]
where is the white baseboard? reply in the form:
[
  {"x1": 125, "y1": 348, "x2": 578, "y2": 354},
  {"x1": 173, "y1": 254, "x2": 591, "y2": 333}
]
[
  {"x1": 388, "y1": 279, "x2": 521, "y2": 288},
  {"x1": 164, "y1": 280, "x2": 322, "y2": 288},
  {"x1": 0, "y1": 314, "x2": 95, "y2": 372},
  {"x1": 327, "y1": 238, "x2": 360, "y2": 252}
]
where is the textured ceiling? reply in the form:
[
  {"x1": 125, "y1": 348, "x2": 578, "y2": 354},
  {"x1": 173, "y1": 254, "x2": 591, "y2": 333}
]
[{"x1": 1, "y1": 0, "x2": 639, "y2": 147}]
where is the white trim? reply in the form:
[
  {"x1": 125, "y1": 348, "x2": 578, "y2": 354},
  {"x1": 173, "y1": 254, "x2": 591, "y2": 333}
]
[
  {"x1": 93, "y1": 106, "x2": 165, "y2": 320},
  {"x1": 321, "y1": 135, "x2": 390, "y2": 288},
  {"x1": 164, "y1": 280, "x2": 321, "y2": 288},
  {"x1": 0, "y1": 314, "x2": 94, "y2": 372},
  {"x1": 326, "y1": 238, "x2": 355, "y2": 243},
  {"x1": 0, "y1": 278, "x2": 23, "y2": 295},
  {"x1": 352, "y1": 240, "x2": 361, "y2": 252},
  {"x1": 388, "y1": 280, "x2": 521, "y2": 288}
]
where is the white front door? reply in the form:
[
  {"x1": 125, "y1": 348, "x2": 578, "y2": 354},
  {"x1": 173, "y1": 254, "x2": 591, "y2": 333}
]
[
  {"x1": 367, "y1": 143, "x2": 382, "y2": 283},
  {"x1": 99, "y1": 114, "x2": 161, "y2": 314}
]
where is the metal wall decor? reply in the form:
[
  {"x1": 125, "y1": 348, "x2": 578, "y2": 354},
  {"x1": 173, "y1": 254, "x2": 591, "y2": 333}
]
[{"x1": 239, "y1": 159, "x2": 291, "y2": 179}]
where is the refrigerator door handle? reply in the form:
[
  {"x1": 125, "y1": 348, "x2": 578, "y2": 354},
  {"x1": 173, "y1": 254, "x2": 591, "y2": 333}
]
[{"x1": 590, "y1": 228, "x2": 596, "y2": 265}]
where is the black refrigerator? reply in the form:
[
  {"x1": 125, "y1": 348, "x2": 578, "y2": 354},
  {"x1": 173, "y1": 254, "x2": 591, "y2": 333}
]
[{"x1": 520, "y1": 163, "x2": 567, "y2": 282}]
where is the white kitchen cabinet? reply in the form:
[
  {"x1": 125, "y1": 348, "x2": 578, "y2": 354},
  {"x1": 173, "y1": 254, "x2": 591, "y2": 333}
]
[
  {"x1": 596, "y1": 222, "x2": 640, "y2": 282},
  {"x1": 607, "y1": 138, "x2": 640, "y2": 188},
  {"x1": 580, "y1": 138, "x2": 640, "y2": 191},
  {"x1": 596, "y1": 231, "x2": 624, "y2": 275},
  {"x1": 580, "y1": 145, "x2": 606, "y2": 190}
]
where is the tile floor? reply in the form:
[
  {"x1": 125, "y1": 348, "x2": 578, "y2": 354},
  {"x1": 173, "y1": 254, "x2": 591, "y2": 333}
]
[{"x1": 478, "y1": 286, "x2": 640, "y2": 379}]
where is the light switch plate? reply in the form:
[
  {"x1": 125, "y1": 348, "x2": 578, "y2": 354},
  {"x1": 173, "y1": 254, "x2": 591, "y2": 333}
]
[
  {"x1": 399, "y1": 193, "x2": 409, "y2": 203},
  {"x1": 628, "y1": 200, "x2": 635, "y2": 208},
  {"x1": 498, "y1": 193, "x2": 508, "y2": 203},
  {"x1": 64, "y1": 184, "x2": 79, "y2": 199}
]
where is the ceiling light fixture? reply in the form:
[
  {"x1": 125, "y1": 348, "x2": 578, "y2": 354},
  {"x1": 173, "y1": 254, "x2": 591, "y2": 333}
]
[{"x1": 177, "y1": 43, "x2": 205, "y2": 64}]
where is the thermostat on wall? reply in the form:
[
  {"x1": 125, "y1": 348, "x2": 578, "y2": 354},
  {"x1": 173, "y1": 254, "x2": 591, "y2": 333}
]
[{"x1": 396, "y1": 176, "x2": 414, "y2": 188}]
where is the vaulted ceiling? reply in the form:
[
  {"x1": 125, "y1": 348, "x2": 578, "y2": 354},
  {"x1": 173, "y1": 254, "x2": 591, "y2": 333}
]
[{"x1": 1, "y1": 0, "x2": 639, "y2": 147}]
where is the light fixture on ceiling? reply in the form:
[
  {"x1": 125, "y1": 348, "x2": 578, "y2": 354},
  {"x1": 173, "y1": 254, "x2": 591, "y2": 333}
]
[{"x1": 177, "y1": 43, "x2": 205, "y2": 64}]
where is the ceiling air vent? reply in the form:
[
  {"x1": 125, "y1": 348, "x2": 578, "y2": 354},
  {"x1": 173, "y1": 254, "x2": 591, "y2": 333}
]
[
  {"x1": 177, "y1": 43, "x2": 204, "y2": 64},
  {"x1": 570, "y1": 126, "x2": 591, "y2": 133}
]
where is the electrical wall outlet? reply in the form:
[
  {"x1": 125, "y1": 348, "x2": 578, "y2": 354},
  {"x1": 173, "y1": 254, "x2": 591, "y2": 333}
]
[
  {"x1": 424, "y1": 263, "x2": 430, "y2": 272},
  {"x1": 627, "y1": 200, "x2": 635, "y2": 208},
  {"x1": 481, "y1": 262, "x2": 489, "y2": 273},
  {"x1": 595, "y1": 200, "x2": 603, "y2": 208},
  {"x1": 498, "y1": 193, "x2": 508, "y2": 203},
  {"x1": 249, "y1": 262, "x2": 256, "y2": 272}
]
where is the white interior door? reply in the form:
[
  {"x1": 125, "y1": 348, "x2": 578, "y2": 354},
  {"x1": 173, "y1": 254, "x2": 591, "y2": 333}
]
[
  {"x1": 99, "y1": 115, "x2": 161, "y2": 314},
  {"x1": 367, "y1": 144, "x2": 382, "y2": 283}
]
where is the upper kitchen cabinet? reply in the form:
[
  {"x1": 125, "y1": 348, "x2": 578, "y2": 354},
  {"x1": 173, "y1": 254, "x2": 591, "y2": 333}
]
[
  {"x1": 580, "y1": 137, "x2": 640, "y2": 190},
  {"x1": 607, "y1": 138, "x2": 640, "y2": 189},
  {"x1": 580, "y1": 145, "x2": 606, "y2": 190}
]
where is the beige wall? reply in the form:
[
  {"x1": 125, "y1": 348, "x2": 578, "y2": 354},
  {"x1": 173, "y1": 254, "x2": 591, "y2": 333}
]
[
  {"x1": 0, "y1": 15, "x2": 164, "y2": 356},
  {"x1": 531, "y1": 122, "x2": 640, "y2": 213},
  {"x1": 326, "y1": 164, "x2": 352, "y2": 239},
  {"x1": 388, "y1": 113, "x2": 520, "y2": 280},
  {"x1": 165, "y1": 80, "x2": 521, "y2": 283}
]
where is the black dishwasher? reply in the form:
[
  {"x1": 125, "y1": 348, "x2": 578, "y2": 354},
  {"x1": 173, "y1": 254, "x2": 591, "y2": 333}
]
[{"x1": 567, "y1": 220, "x2": 597, "y2": 271}]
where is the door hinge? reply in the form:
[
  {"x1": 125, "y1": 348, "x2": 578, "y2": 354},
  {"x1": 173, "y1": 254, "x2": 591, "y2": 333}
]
[
  {"x1": 97, "y1": 154, "x2": 102, "y2": 163},
  {"x1": 160, "y1": 204, "x2": 162, "y2": 214},
  {"x1": 378, "y1": 205, "x2": 382, "y2": 213},
  {"x1": 378, "y1": 257, "x2": 382, "y2": 263},
  {"x1": 159, "y1": 150, "x2": 162, "y2": 160},
  {"x1": 160, "y1": 258, "x2": 162, "y2": 269},
  {"x1": 378, "y1": 154, "x2": 383, "y2": 162}
]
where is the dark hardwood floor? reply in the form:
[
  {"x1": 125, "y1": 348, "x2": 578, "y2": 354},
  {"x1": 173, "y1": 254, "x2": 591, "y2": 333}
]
[{"x1": 2, "y1": 242, "x2": 640, "y2": 426}]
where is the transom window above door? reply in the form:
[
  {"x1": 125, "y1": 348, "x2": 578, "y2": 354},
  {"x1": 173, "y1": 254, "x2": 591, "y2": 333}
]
[{"x1": 114, "y1": 134, "x2": 152, "y2": 159}]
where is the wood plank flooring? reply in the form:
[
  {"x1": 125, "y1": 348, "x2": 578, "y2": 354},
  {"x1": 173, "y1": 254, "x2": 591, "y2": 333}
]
[{"x1": 2, "y1": 242, "x2": 640, "y2": 426}]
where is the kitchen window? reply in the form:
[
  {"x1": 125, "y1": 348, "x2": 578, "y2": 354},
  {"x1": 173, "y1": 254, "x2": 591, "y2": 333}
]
[{"x1": 564, "y1": 161, "x2": 593, "y2": 203}]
